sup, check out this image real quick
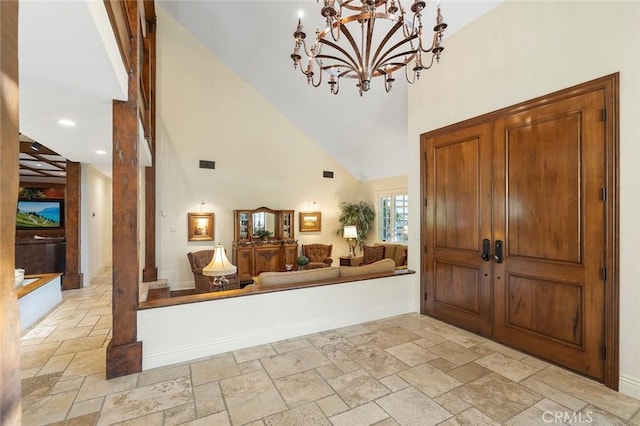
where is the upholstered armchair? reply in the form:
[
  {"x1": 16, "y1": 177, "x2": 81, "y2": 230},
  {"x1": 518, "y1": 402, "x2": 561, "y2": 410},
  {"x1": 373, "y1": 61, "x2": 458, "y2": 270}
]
[
  {"x1": 301, "y1": 244, "x2": 333, "y2": 269},
  {"x1": 187, "y1": 250, "x2": 240, "y2": 293}
]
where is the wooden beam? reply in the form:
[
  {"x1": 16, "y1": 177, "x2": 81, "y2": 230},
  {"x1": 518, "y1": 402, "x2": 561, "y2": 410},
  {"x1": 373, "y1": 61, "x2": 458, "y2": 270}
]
[
  {"x1": 0, "y1": 1, "x2": 22, "y2": 423},
  {"x1": 106, "y1": 0, "x2": 142, "y2": 378},
  {"x1": 62, "y1": 161, "x2": 83, "y2": 289},
  {"x1": 142, "y1": 6, "x2": 157, "y2": 282}
]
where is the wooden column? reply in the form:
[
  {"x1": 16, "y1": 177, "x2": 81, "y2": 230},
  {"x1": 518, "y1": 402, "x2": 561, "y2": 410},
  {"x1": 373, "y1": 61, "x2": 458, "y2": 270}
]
[
  {"x1": 142, "y1": 14, "x2": 157, "y2": 283},
  {"x1": 0, "y1": 1, "x2": 22, "y2": 423},
  {"x1": 62, "y1": 160, "x2": 83, "y2": 289},
  {"x1": 106, "y1": 0, "x2": 142, "y2": 379}
]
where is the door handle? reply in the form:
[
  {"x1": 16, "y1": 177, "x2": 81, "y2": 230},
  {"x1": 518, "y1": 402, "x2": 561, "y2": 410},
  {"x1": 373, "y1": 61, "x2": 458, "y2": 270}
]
[
  {"x1": 494, "y1": 240, "x2": 504, "y2": 263},
  {"x1": 481, "y1": 239, "x2": 491, "y2": 261}
]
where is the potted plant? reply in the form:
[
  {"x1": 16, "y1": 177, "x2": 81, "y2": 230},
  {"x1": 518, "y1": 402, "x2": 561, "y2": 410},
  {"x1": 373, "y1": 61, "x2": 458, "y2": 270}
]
[
  {"x1": 295, "y1": 255, "x2": 310, "y2": 270},
  {"x1": 254, "y1": 229, "x2": 272, "y2": 240},
  {"x1": 337, "y1": 201, "x2": 375, "y2": 253}
]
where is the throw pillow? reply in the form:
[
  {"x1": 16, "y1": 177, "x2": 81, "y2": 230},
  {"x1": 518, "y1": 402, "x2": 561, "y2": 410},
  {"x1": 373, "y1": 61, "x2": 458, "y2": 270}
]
[
  {"x1": 362, "y1": 245, "x2": 385, "y2": 265},
  {"x1": 396, "y1": 248, "x2": 407, "y2": 267}
]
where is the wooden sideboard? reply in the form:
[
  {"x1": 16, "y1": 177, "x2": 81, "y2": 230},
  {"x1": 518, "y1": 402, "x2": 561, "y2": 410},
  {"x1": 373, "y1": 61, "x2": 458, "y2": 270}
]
[{"x1": 233, "y1": 240, "x2": 298, "y2": 281}]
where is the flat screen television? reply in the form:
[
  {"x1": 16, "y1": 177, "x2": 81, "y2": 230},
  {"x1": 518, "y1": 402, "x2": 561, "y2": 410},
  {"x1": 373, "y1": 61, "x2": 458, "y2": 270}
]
[{"x1": 16, "y1": 199, "x2": 64, "y2": 229}]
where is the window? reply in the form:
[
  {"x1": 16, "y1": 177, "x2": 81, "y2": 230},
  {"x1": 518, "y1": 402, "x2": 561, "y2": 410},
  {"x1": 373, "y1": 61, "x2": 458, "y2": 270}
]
[{"x1": 378, "y1": 193, "x2": 408, "y2": 242}]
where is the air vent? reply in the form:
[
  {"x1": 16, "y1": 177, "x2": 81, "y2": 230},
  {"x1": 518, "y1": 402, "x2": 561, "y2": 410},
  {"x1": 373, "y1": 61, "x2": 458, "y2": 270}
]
[
  {"x1": 199, "y1": 160, "x2": 215, "y2": 170},
  {"x1": 323, "y1": 170, "x2": 334, "y2": 178}
]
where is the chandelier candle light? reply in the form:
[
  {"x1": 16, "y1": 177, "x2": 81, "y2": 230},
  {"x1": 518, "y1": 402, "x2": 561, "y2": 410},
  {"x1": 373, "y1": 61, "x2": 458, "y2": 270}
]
[
  {"x1": 203, "y1": 244, "x2": 237, "y2": 290},
  {"x1": 291, "y1": 0, "x2": 447, "y2": 95}
]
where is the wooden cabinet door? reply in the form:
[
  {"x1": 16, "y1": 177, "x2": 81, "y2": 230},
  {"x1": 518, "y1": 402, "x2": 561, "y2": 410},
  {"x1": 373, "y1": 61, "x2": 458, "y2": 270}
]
[
  {"x1": 254, "y1": 244, "x2": 282, "y2": 275},
  {"x1": 493, "y1": 90, "x2": 606, "y2": 380},
  {"x1": 233, "y1": 245, "x2": 253, "y2": 282},
  {"x1": 423, "y1": 123, "x2": 494, "y2": 337}
]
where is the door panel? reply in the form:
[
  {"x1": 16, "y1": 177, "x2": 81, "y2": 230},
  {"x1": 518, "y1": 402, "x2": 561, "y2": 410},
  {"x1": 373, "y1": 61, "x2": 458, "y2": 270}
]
[
  {"x1": 494, "y1": 91, "x2": 605, "y2": 379},
  {"x1": 425, "y1": 123, "x2": 493, "y2": 337},
  {"x1": 505, "y1": 114, "x2": 581, "y2": 263},
  {"x1": 505, "y1": 274, "x2": 583, "y2": 346},
  {"x1": 434, "y1": 261, "x2": 480, "y2": 314}
]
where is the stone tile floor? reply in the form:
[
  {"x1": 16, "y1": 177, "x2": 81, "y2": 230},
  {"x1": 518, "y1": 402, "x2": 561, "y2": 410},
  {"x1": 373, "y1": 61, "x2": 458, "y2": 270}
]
[{"x1": 20, "y1": 268, "x2": 640, "y2": 425}]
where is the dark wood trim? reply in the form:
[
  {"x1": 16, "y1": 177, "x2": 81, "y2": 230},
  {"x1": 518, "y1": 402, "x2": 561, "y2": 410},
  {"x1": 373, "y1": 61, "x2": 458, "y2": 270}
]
[
  {"x1": 142, "y1": 3, "x2": 157, "y2": 282},
  {"x1": 142, "y1": 165, "x2": 157, "y2": 282},
  {"x1": 106, "y1": 0, "x2": 142, "y2": 379},
  {"x1": 62, "y1": 161, "x2": 83, "y2": 290},
  {"x1": 602, "y1": 74, "x2": 620, "y2": 390},
  {"x1": 420, "y1": 73, "x2": 620, "y2": 389},
  {"x1": 103, "y1": 0, "x2": 132, "y2": 72},
  {"x1": 0, "y1": 1, "x2": 22, "y2": 422}
]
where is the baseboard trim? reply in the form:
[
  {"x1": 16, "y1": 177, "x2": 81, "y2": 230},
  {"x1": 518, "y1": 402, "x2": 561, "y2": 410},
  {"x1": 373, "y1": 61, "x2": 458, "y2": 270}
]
[{"x1": 619, "y1": 374, "x2": 640, "y2": 399}]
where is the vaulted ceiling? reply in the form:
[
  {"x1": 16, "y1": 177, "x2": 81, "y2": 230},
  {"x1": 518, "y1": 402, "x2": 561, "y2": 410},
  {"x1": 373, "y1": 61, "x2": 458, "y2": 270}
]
[{"x1": 19, "y1": 1, "x2": 501, "y2": 181}]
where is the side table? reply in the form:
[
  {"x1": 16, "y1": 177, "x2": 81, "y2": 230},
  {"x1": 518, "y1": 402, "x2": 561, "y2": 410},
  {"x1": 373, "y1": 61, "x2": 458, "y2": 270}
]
[{"x1": 339, "y1": 256, "x2": 352, "y2": 266}]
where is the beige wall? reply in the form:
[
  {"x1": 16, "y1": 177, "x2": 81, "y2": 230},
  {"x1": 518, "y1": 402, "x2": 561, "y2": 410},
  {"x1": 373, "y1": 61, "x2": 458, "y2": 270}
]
[
  {"x1": 155, "y1": 8, "x2": 366, "y2": 289},
  {"x1": 408, "y1": 1, "x2": 640, "y2": 396},
  {"x1": 80, "y1": 165, "x2": 112, "y2": 281}
]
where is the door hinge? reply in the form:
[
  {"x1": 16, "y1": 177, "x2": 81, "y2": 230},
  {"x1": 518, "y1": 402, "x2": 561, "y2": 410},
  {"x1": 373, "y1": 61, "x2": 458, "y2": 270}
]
[
  {"x1": 601, "y1": 187, "x2": 607, "y2": 201},
  {"x1": 424, "y1": 245, "x2": 428, "y2": 254},
  {"x1": 601, "y1": 108, "x2": 606, "y2": 121},
  {"x1": 601, "y1": 346, "x2": 607, "y2": 360},
  {"x1": 424, "y1": 292, "x2": 428, "y2": 301},
  {"x1": 601, "y1": 267, "x2": 607, "y2": 281},
  {"x1": 424, "y1": 198, "x2": 428, "y2": 207}
]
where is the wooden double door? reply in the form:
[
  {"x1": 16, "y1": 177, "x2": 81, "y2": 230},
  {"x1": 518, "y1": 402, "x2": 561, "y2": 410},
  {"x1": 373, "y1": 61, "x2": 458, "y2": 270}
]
[{"x1": 421, "y1": 75, "x2": 618, "y2": 385}]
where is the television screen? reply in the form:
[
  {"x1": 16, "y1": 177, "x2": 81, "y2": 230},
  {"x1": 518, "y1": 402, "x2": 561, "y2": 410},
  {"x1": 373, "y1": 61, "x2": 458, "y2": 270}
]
[{"x1": 16, "y1": 199, "x2": 64, "y2": 229}]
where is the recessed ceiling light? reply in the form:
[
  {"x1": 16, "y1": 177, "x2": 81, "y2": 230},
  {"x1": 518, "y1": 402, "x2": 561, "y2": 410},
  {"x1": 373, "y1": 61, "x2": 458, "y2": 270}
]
[
  {"x1": 58, "y1": 118, "x2": 76, "y2": 126},
  {"x1": 35, "y1": 163, "x2": 42, "y2": 167},
  {"x1": 95, "y1": 150, "x2": 107, "y2": 155}
]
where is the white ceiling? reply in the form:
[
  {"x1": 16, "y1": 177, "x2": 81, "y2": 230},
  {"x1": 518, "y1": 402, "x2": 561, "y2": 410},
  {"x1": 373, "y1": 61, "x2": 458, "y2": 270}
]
[{"x1": 19, "y1": 0, "x2": 501, "y2": 181}]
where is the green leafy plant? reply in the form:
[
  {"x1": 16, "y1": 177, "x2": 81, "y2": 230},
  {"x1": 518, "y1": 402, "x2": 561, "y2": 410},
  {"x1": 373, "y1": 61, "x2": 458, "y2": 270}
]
[
  {"x1": 337, "y1": 201, "x2": 375, "y2": 252},
  {"x1": 254, "y1": 229, "x2": 272, "y2": 240},
  {"x1": 295, "y1": 255, "x2": 310, "y2": 267},
  {"x1": 18, "y1": 187, "x2": 45, "y2": 199}
]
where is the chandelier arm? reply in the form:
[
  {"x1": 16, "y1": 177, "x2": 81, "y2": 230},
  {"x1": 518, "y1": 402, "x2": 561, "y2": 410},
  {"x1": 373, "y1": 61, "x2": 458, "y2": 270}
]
[
  {"x1": 316, "y1": 54, "x2": 358, "y2": 71},
  {"x1": 372, "y1": 32, "x2": 419, "y2": 72},
  {"x1": 335, "y1": 18, "x2": 365, "y2": 75},
  {"x1": 309, "y1": 67, "x2": 323, "y2": 88},
  {"x1": 369, "y1": 18, "x2": 404, "y2": 72},
  {"x1": 317, "y1": 38, "x2": 361, "y2": 75},
  {"x1": 404, "y1": 63, "x2": 416, "y2": 84},
  {"x1": 418, "y1": 51, "x2": 437, "y2": 70}
]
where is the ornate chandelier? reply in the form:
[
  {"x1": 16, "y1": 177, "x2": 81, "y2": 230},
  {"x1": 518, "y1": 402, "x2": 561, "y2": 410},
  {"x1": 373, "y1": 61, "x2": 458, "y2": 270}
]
[{"x1": 290, "y1": 0, "x2": 447, "y2": 96}]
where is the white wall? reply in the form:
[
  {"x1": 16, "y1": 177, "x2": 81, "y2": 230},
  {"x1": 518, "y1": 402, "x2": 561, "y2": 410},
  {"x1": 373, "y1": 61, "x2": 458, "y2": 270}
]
[
  {"x1": 80, "y1": 164, "x2": 112, "y2": 282},
  {"x1": 155, "y1": 8, "x2": 368, "y2": 290},
  {"x1": 138, "y1": 274, "x2": 415, "y2": 369},
  {"x1": 407, "y1": 1, "x2": 640, "y2": 397}
]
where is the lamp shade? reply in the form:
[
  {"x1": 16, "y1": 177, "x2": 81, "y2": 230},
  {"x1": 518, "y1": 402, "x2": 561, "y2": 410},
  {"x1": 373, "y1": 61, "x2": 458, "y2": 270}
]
[
  {"x1": 343, "y1": 225, "x2": 357, "y2": 239},
  {"x1": 203, "y1": 244, "x2": 237, "y2": 276}
]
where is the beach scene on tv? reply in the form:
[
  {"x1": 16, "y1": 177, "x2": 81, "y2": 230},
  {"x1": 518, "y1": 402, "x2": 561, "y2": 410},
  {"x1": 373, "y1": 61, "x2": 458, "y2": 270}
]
[{"x1": 16, "y1": 200, "x2": 62, "y2": 228}]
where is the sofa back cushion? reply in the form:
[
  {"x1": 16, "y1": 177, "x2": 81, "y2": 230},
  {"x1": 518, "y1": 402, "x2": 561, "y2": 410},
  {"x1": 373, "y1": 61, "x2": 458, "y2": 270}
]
[
  {"x1": 373, "y1": 243, "x2": 407, "y2": 266},
  {"x1": 339, "y1": 258, "x2": 395, "y2": 277},
  {"x1": 258, "y1": 267, "x2": 340, "y2": 288},
  {"x1": 362, "y1": 245, "x2": 385, "y2": 265}
]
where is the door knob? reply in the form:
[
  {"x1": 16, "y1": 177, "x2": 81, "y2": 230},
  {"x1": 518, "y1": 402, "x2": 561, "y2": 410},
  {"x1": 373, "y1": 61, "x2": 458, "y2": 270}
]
[
  {"x1": 494, "y1": 240, "x2": 504, "y2": 263},
  {"x1": 481, "y1": 239, "x2": 491, "y2": 261}
]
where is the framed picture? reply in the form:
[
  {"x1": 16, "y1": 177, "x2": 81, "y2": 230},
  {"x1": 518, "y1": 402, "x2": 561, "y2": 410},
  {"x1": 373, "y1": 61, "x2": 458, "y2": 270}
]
[
  {"x1": 299, "y1": 211, "x2": 321, "y2": 232},
  {"x1": 188, "y1": 212, "x2": 214, "y2": 241}
]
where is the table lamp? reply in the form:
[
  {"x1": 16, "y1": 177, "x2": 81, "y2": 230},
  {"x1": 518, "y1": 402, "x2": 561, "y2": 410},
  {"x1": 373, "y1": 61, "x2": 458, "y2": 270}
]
[
  {"x1": 203, "y1": 243, "x2": 237, "y2": 290},
  {"x1": 343, "y1": 225, "x2": 358, "y2": 258}
]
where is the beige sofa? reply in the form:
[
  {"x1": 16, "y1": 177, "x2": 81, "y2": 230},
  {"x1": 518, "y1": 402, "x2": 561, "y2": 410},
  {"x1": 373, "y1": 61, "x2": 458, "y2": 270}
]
[
  {"x1": 248, "y1": 258, "x2": 395, "y2": 290},
  {"x1": 350, "y1": 243, "x2": 408, "y2": 270}
]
